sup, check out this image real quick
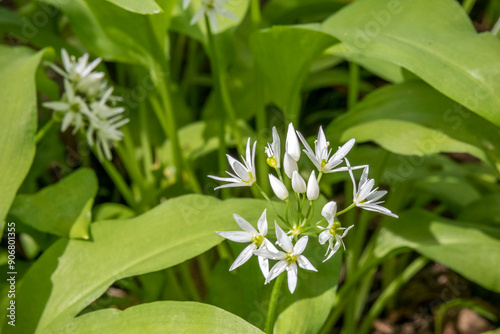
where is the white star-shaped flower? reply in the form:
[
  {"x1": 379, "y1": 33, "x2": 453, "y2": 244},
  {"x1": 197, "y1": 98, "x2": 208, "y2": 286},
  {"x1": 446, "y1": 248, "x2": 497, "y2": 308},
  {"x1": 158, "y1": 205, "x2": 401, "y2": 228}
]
[
  {"x1": 318, "y1": 201, "x2": 354, "y2": 262},
  {"x1": 189, "y1": 0, "x2": 238, "y2": 32},
  {"x1": 209, "y1": 138, "x2": 257, "y2": 190},
  {"x1": 50, "y1": 49, "x2": 102, "y2": 85},
  {"x1": 254, "y1": 222, "x2": 317, "y2": 293},
  {"x1": 216, "y1": 210, "x2": 272, "y2": 277},
  {"x1": 85, "y1": 110, "x2": 129, "y2": 161},
  {"x1": 345, "y1": 159, "x2": 398, "y2": 218},
  {"x1": 297, "y1": 126, "x2": 356, "y2": 173},
  {"x1": 265, "y1": 126, "x2": 281, "y2": 168},
  {"x1": 43, "y1": 80, "x2": 89, "y2": 134}
]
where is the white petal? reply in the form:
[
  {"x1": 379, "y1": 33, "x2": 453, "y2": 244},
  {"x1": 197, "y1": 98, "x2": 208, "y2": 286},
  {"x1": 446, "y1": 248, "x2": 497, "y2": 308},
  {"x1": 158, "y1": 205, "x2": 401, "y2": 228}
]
[
  {"x1": 43, "y1": 101, "x2": 69, "y2": 111},
  {"x1": 269, "y1": 174, "x2": 288, "y2": 200},
  {"x1": 340, "y1": 225, "x2": 354, "y2": 238},
  {"x1": 214, "y1": 182, "x2": 251, "y2": 190},
  {"x1": 208, "y1": 175, "x2": 239, "y2": 183},
  {"x1": 190, "y1": 7, "x2": 205, "y2": 25},
  {"x1": 366, "y1": 190, "x2": 387, "y2": 203},
  {"x1": 286, "y1": 263, "x2": 298, "y2": 293},
  {"x1": 275, "y1": 221, "x2": 293, "y2": 253},
  {"x1": 257, "y1": 209, "x2": 268, "y2": 236},
  {"x1": 292, "y1": 171, "x2": 307, "y2": 194},
  {"x1": 271, "y1": 127, "x2": 281, "y2": 167},
  {"x1": 296, "y1": 130, "x2": 315, "y2": 159},
  {"x1": 360, "y1": 165, "x2": 369, "y2": 186},
  {"x1": 216, "y1": 231, "x2": 252, "y2": 243},
  {"x1": 233, "y1": 214, "x2": 257, "y2": 234},
  {"x1": 293, "y1": 236, "x2": 308, "y2": 255},
  {"x1": 262, "y1": 238, "x2": 279, "y2": 253},
  {"x1": 183, "y1": 0, "x2": 191, "y2": 9},
  {"x1": 283, "y1": 153, "x2": 298, "y2": 179},
  {"x1": 298, "y1": 255, "x2": 317, "y2": 271},
  {"x1": 321, "y1": 201, "x2": 337, "y2": 224},
  {"x1": 357, "y1": 179, "x2": 375, "y2": 202},
  {"x1": 359, "y1": 203, "x2": 398, "y2": 218},
  {"x1": 254, "y1": 248, "x2": 284, "y2": 260},
  {"x1": 207, "y1": 9, "x2": 218, "y2": 32},
  {"x1": 266, "y1": 260, "x2": 287, "y2": 284},
  {"x1": 214, "y1": 4, "x2": 238, "y2": 21},
  {"x1": 286, "y1": 123, "x2": 301, "y2": 161},
  {"x1": 258, "y1": 255, "x2": 269, "y2": 278},
  {"x1": 345, "y1": 158, "x2": 358, "y2": 198},
  {"x1": 229, "y1": 243, "x2": 257, "y2": 271},
  {"x1": 307, "y1": 170, "x2": 319, "y2": 200},
  {"x1": 318, "y1": 230, "x2": 331, "y2": 245}
]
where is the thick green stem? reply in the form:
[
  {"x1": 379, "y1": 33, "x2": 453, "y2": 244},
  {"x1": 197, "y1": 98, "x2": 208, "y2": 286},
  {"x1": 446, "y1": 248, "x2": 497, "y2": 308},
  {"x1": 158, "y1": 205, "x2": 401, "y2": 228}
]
[
  {"x1": 462, "y1": 0, "x2": 476, "y2": 14},
  {"x1": 35, "y1": 118, "x2": 55, "y2": 144},
  {"x1": 336, "y1": 203, "x2": 356, "y2": 217},
  {"x1": 205, "y1": 15, "x2": 244, "y2": 154},
  {"x1": 358, "y1": 257, "x2": 429, "y2": 334},
  {"x1": 93, "y1": 148, "x2": 136, "y2": 209},
  {"x1": 348, "y1": 62, "x2": 359, "y2": 110},
  {"x1": 265, "y1": 273, "x2": 285, "y2": 334},
  {"x1": 250, "y1": 0, "x2": 261, "y2": 31}
]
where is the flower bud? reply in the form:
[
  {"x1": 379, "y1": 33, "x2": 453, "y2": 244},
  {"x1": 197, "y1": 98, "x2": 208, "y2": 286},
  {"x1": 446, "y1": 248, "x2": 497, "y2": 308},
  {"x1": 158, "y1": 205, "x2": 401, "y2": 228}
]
[
  {"x1": 269, "y1": 174, "x2": 288, "y2": 200},
  {"x1": 307, "y1": 170, "x2": 319, "y2": 200},
  {"x1": 292, "y1": 171, "x2": 306, "y2": 194},
  {"x1": 321, "y1": 201, "x2": 337, "y2": 223},
  {"x1": 283, "y1": 153, "x2": 298, "y2": 179},
  {"x1": 286, "y1": 123, "x2": 301, "y2": 161}
]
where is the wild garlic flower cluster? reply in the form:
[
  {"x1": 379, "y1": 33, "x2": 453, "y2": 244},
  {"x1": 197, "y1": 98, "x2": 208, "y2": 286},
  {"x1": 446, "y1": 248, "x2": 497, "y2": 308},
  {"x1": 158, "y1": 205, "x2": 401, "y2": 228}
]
[
  {"x1": 43, "y1": 49, "x2": 129, "y2": 160},
  {"x1": 211, "y1": 124, "x2": 398, "y2": 293},
  {"x1": 183, "y1": 0, "x2": 237, "y2": 32}
]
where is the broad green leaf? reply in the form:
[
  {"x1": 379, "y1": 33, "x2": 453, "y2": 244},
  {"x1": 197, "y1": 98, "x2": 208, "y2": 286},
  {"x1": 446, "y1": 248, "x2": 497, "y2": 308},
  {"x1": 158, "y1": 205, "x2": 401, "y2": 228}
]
[
  {"x1": 8, "y1": 168, "x2": 98, "y2": 239},
  {"x1": 322, "y1": 0, "x2": 500, "y2": 126},
  {"x1": 46, "y1": 301, "x2": 264, "y2": 333},
  {"x1": 8, "y1": 195, "x2": 271, "y2": 334},
  {"x1": 324, "y1": 43, "x2": 403, "y2": 83},
  {"x1": 249, "y1": 25, "x2": 335, "y2": 121},
  {"x1": 263, "y1": 0, "x2": 345, "y2": 25},
  {"x1": 458, "y1": 194, "x2": 500, "y2": 226},
  {"x1": 0, "y1": 46, "x2": 44, "y2": 233},
  {"x1": 375, "y1": 209, "x2": 500, "y2": 293},
  {"x1": 103, "y1": 0, "x2": 163, "y2": 14},
  {"x1": 93, "y1": 203, "x2": 136, "y2": 221},
  {"x1": 325, "y1": 80, "x2": 500, "y2": 172}
]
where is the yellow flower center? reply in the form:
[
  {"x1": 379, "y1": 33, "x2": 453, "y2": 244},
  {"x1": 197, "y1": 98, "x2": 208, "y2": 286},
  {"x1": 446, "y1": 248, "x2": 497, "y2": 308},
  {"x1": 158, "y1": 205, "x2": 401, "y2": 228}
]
[
  {"x1": 320, "y1": 159, "x2": 327, "y2": 169},
  {"x1": 243, "y1": 171, "x2": 254, "y2": 183},
  {"x1": 285, "y1": 252, "x2": 297, "y2": 264},
  {"x1": 251, "y1": 235, "x2": 263, "y2": 247},
  {"x1": 328, "y1": 221, "x2": 342, "y2": 236},
  {"x1": 266, "y1": 157, "x2": 277, "y2": 168}
]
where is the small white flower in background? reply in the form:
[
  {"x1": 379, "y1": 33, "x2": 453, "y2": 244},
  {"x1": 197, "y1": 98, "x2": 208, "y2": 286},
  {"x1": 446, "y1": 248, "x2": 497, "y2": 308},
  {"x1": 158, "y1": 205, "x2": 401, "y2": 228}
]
[
  {"x1": 43, "y1": 80, "x2": 88, "y2": 134},
  {"x1": 254, "y1": 222, "x2": 317, "y2": 293},
  {"x1": 85, "y1": 112, "x2": 129, "y2": 161},
  {"x1": 44, "y1": 49, "x2": 129, "y2": 161},
  {"x1": 285, "y1": 123, "x2": 301, "y2": 161},
  {"x1": 269, "y1": 174, "x2": 288, "y2": 200},
  {"x1": 283, "y1": 152, "x2": 298, "y2": 179},
  {"x1": 307, "y1": 171, "x2": 319, "y2": 201},
  {"x1": 345, "y1": 159, "x2": 398, "y2": 218},
  {"x1": 318, "y1": 201, "x2": 354, "y2": 262},
  {"x1": 265, "y1": 127, "x2": 281, "y2": 168},
  {"x1": 89, "y1": 87, "x2": 125, "y2": 119},
  {"x1": 209, "y1": 138, "x2": 257, "y2": 189},
  {"x1": 216, "y1": 210, "x2": 272, "y2": 277},
  {"x1": 189, "y1": 0, "x2": 238, "y2": 32},
  {"x1": 50, "y1": 49, "x2": 102, "y2": 86},
  {"x1": 297, "y1": 126, "x2": 356, "y2": 173},
  {"x1": 292, "y1": 171, "x2": 306, "y2": 194}
]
